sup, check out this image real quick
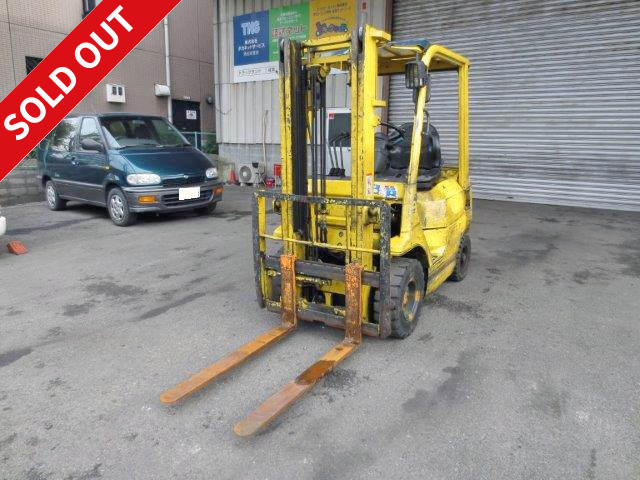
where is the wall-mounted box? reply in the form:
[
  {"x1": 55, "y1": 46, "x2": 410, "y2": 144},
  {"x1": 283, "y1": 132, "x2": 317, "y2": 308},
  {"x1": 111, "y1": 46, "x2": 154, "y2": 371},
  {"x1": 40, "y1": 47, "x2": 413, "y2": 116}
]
[
  {"x1": 106, "y1": 84, "x2": 126, "y2": 103},
  {"x1": 154, "y1": 84, "x2": 171, "y2": 97}
]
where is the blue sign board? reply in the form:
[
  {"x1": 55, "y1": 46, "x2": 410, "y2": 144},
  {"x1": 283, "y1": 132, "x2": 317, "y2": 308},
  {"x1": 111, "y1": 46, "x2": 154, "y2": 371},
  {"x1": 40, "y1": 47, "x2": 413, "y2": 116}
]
[{"x1": 233, "y1": 10, "x2": 269, "y2": 66}]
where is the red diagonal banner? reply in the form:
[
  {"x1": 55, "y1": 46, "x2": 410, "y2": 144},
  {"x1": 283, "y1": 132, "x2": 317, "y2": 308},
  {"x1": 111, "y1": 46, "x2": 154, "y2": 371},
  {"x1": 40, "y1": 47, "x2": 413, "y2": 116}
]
[{"x1": 0, "y1": 0, "x2": 183, "y2": 182}]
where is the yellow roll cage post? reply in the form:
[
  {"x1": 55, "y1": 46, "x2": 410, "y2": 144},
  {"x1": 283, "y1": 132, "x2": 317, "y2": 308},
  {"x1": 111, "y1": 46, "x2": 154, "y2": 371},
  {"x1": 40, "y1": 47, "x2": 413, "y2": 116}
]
[
  {"x1": 391, "y1": 44, "x2": 470, "y2": 240},
  {"x1": 161, "y1": 25, "x2": 471, "y2": 437}
]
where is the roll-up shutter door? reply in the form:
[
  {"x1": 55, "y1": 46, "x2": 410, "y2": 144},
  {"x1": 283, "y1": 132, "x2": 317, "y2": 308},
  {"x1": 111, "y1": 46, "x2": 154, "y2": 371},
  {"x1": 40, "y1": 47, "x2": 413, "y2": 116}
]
[{"x1": 389, "y1": 0, "x2": 640, "y2": 211}]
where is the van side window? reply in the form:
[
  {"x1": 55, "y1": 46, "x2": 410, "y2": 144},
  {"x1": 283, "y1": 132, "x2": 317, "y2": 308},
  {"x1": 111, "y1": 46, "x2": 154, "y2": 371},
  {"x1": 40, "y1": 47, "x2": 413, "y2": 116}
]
[
  {"x1": 79, "y1": 118, "x2": 102, "y2": 147},
  {"x1": 50, "y1": 118, "x2": 80, "y2": 152}
]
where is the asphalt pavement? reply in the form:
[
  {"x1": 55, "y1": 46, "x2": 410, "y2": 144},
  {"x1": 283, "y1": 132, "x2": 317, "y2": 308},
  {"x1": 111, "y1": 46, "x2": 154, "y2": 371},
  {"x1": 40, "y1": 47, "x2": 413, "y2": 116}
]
[{"x1": 1, "y1": 186, "x2": 639, "y2": 479}]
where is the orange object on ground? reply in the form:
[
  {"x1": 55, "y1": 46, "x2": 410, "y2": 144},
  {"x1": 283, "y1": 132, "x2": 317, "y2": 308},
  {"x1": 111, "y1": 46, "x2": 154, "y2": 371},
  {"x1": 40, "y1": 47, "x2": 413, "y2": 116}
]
[
  {"x1": 228, "y1": 168, "x2": 238, "y2": 184},
  {"x1": 7, "y1": 241, "x2": 28, "y2": 255}
]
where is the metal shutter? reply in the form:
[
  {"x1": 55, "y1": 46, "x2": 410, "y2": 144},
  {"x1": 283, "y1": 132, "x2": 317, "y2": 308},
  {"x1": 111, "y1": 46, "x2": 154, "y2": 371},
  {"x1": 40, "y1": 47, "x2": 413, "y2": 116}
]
[{"x1": 389, "y1": 0, "x2": 640, "y2": 211}]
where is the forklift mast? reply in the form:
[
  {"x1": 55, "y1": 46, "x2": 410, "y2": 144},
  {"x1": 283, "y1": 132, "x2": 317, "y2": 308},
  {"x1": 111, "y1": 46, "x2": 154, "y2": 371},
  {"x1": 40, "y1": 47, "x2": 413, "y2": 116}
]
[
  {"x1": 280, "y1": 39, "x2": 308, "y2": 237},
  {"x1": 279, "y1": 27, "x2": 390, "y2": 272}
]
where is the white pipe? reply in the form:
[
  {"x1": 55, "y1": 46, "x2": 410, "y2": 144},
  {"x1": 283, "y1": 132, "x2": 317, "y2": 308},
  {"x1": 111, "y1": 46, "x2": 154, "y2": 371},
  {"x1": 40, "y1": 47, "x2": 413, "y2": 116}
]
[
  {"x1": 163, "y1": 17, "x2": 172, "y2": 123},
  {"x1": 214, "y1": 0, "x2": 223, "y2": 141},
  {"x1": 262, "y1": 110, "x2": 268, "y2": 169}
]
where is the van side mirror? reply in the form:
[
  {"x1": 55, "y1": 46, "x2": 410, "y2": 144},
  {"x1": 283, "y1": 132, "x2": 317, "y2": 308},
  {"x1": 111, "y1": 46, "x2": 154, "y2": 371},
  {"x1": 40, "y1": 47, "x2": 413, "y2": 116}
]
[{"x1": 81, "y1": 138, "x2": 104, "y2": 152}]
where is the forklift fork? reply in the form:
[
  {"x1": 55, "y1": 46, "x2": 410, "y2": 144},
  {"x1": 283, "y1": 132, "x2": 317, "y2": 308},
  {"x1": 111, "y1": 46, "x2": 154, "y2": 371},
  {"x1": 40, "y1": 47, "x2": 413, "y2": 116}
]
[
  {"x1": 235, "y1": 262, "x2": 363, "y2": 436},
  {"x1": 160, "y1": 255, "x2": 364, "y2": 437},
  {"x1": 159, "y1": 254, "x2": 299, "y2": 405}
]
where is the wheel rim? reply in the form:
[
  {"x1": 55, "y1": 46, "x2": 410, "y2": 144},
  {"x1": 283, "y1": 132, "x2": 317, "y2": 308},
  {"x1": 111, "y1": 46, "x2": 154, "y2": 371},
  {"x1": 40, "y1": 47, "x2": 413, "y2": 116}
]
[
  {"x1": 402, "y1": 279, "x2": 420, "y2": 322},
  {"x1": 109, "y1": 194, "x2": 125, "y2": 221},
  {"x1": 46, "y1": 185, "x2": 56, "y2": 207}
]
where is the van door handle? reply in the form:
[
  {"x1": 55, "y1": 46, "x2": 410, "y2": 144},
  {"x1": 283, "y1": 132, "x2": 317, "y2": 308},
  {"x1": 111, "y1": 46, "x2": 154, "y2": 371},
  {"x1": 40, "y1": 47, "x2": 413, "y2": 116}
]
[{"x1": 69, "y1": 157, "x2": 78, "y2": 166}]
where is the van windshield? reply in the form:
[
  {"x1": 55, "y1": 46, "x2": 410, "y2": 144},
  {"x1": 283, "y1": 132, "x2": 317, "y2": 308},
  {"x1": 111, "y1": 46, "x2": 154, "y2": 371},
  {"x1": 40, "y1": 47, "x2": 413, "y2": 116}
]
[{"x1": 99, "y1": 116, "x2": 188, "y2": 149}]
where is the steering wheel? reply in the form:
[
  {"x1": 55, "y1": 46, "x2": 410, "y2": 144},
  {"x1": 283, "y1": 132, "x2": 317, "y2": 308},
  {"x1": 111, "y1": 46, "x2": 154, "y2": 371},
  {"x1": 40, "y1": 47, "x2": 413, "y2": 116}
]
[{"x1": 379, "y1": 121, "x2": 405, "y2": 139}]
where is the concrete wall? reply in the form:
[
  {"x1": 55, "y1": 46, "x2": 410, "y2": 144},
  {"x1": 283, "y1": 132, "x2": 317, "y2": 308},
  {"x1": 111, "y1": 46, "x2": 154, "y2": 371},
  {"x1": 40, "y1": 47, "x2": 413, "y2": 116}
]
[
  {"x1": 0, "y1": 160, "x2": 41, "y2": 206},
  {"x1": 0, "y1": 0, "x2": 215, "y2": 131}
]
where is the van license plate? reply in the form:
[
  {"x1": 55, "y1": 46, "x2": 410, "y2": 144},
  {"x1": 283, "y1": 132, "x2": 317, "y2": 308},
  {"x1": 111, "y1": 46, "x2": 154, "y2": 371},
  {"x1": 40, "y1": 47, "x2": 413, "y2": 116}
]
[{"x1": 179, "y1": 186, "x2": 200, "y2": 200}]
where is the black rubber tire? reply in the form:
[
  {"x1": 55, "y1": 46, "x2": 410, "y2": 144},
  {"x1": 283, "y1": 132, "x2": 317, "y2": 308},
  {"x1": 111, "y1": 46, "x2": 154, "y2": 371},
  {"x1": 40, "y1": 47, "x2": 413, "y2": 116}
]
[
  {"x1": 374, "y1": 257, "x2": 425, "y2": 339},
  {"x1": 195, "y1": 202, "x2": 218, "y2": 215},
  {"x1": 268, "y1": 247, "x2": 284, "y2": 301},
  {"x1": 45, "y1": 180, "x2": 67, "y2": 211},
  {"x1": 107, "y1": 187, "x2": 137, "y2": 227},
  {"x1": 450, "y1": 234, "x2": 471, "y2": 282},
  {"x1": 270, "y1": 274, "x2": 281, "y2": 302}
]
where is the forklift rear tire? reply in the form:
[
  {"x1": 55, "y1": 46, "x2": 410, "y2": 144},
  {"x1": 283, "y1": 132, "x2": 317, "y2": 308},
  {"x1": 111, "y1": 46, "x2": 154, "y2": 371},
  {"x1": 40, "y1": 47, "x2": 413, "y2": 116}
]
[
  {"x1": 450, "y1": 234, "x2": 471, "y2": 282},
  {"x1": 375, "y1": 258, "x2": 425, "y2": 339}
]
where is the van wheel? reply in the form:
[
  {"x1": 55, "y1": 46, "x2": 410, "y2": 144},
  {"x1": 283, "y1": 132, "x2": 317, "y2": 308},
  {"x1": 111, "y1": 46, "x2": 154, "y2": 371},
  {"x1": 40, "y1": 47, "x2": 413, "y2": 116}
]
[
  {"x1": 450, "y1": 235, "x2": 471, "y2": 282},
  {"x1": 107, "y1": 188, "x2": 137, "y2": 227},
  {"x1": 45, "y1": 181, "x2": 67, "y2": 211},
  {"x1": 374, "y1": 258, "x2": 425, "y2": 339}
]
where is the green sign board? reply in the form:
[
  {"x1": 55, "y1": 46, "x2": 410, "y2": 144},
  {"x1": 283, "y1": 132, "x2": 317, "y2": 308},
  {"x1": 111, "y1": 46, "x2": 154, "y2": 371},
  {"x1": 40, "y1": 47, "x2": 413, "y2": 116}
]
[{"x1": 268, "y1": 3, "x2": 310, "y2": 61}]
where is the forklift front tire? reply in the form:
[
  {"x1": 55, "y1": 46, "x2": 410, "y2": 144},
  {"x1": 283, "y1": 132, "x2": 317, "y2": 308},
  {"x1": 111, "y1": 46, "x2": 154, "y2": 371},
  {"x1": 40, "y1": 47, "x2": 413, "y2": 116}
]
[
  {"x1": 269, "y1": 274, "x2": 281, "y2": 302},
  {"x1": 375, "y1": 258, "x2": 425, "y2": 339},
  {"x1": 450, "y1": 234, "x2": 471, "y2": 282}
]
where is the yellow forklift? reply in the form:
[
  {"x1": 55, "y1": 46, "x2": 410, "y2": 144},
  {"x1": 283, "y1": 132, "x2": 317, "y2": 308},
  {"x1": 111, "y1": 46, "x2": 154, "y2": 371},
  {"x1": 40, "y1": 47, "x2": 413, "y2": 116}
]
[{"x1": 161, "y1": 25, "x2": 471, "y2": 436}]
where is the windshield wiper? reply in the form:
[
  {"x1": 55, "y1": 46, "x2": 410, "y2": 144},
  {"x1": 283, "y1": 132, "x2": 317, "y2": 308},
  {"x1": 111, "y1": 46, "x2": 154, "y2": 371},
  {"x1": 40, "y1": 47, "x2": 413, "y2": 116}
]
[
  {"x1": 118, "y1": 142, "x2": 187, "y2": 149},
  {"x1": 117, "y1": 143, "x2": 157, "y2": 149}
]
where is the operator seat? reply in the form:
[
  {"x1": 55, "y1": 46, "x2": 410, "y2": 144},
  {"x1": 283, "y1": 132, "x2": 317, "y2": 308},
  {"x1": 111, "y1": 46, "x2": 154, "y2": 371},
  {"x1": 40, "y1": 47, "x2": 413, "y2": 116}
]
[{"x1": 386, "y1": 122, "x2": 442, "y2": 189}]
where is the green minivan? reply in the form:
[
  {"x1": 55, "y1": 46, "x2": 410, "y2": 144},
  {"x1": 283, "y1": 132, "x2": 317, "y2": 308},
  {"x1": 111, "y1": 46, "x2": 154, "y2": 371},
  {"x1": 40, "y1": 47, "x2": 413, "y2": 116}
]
[{"x1": 37, "y1": 113, "x2": 223, "y2": 226}]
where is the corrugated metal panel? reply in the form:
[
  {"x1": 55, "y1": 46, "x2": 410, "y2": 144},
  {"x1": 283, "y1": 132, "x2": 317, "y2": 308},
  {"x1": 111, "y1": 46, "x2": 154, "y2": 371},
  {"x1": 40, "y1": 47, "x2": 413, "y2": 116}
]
[
  {"x1": 390, "y1": 0, "x2": 640, "y2": 211},
  {"x1": 214, "y1": 0, "x2": 387, "y2": 146}
]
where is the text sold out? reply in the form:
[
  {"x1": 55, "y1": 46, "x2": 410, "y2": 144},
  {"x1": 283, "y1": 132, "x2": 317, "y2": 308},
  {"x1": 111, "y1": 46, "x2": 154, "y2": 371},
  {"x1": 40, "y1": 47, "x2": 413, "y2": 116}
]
[{"x1": 4, "y1": 6, "x2": 133, "y2": 141}]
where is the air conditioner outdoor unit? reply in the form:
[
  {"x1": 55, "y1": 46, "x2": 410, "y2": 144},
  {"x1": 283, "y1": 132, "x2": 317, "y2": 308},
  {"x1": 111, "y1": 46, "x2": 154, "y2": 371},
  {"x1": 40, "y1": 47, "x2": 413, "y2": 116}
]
[{"x1": 238, "y1": 162, "x2": 266, "y2": 185}]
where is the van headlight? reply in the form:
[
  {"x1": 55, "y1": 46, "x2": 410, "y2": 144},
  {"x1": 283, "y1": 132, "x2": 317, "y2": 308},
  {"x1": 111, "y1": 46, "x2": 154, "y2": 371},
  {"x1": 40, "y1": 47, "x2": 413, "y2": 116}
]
[
  {"x1": 127, "y1": 173, "x2": 161, "y2": 185},
  {"x1": 205, "y1": 167, "x2": 218, "y2": 179}
]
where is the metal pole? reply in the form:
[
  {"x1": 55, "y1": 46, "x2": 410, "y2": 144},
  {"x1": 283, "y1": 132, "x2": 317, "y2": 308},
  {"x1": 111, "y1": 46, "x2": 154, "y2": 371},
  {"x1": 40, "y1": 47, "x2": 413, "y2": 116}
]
[
  {"x1": 262, "y1": 110, "x2": 268, "y2": 172},
  {"x1": 163, "y1": 17, "x2": 172, "y2": 123}
]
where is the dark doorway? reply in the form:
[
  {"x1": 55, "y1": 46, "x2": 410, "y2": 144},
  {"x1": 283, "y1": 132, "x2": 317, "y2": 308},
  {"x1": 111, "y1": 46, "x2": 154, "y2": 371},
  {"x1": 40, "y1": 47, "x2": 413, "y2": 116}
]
[
  {"x1": 25, "y1": 56, "x2": 43, "y2": 75},
  {"x1": 172, "y1": 100, "x2": 201, "y2": 132}
]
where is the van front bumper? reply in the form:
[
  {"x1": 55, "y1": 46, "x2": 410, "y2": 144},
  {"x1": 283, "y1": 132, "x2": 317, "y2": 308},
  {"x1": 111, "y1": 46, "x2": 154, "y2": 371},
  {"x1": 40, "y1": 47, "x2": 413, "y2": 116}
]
[{"x1": 121, "y1": 181, "x2": 223, "y2": 213}]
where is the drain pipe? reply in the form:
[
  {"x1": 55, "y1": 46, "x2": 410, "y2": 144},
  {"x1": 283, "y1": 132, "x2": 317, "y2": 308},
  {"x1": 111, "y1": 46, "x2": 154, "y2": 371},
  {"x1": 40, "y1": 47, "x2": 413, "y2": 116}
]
[
  {"x1": 163, "y1": 17, "x2": 172, "y2": 123},
  {"x1": 262, "y1": 110, "x2": 269, "y2": 171}
]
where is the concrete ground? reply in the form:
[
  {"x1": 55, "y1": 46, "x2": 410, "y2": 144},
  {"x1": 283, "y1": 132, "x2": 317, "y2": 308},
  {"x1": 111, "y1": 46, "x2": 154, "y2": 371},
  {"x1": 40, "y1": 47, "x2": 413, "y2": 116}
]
[{"x1": 0, "y1": 186, "x2": 639, "y2": 480}]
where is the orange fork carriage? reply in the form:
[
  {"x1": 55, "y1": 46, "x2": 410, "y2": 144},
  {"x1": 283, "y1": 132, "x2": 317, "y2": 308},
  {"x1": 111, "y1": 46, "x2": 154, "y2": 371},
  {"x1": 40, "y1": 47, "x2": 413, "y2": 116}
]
[{"x1": 160, "y1": 254, "x2": 364, "y2": 436}]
